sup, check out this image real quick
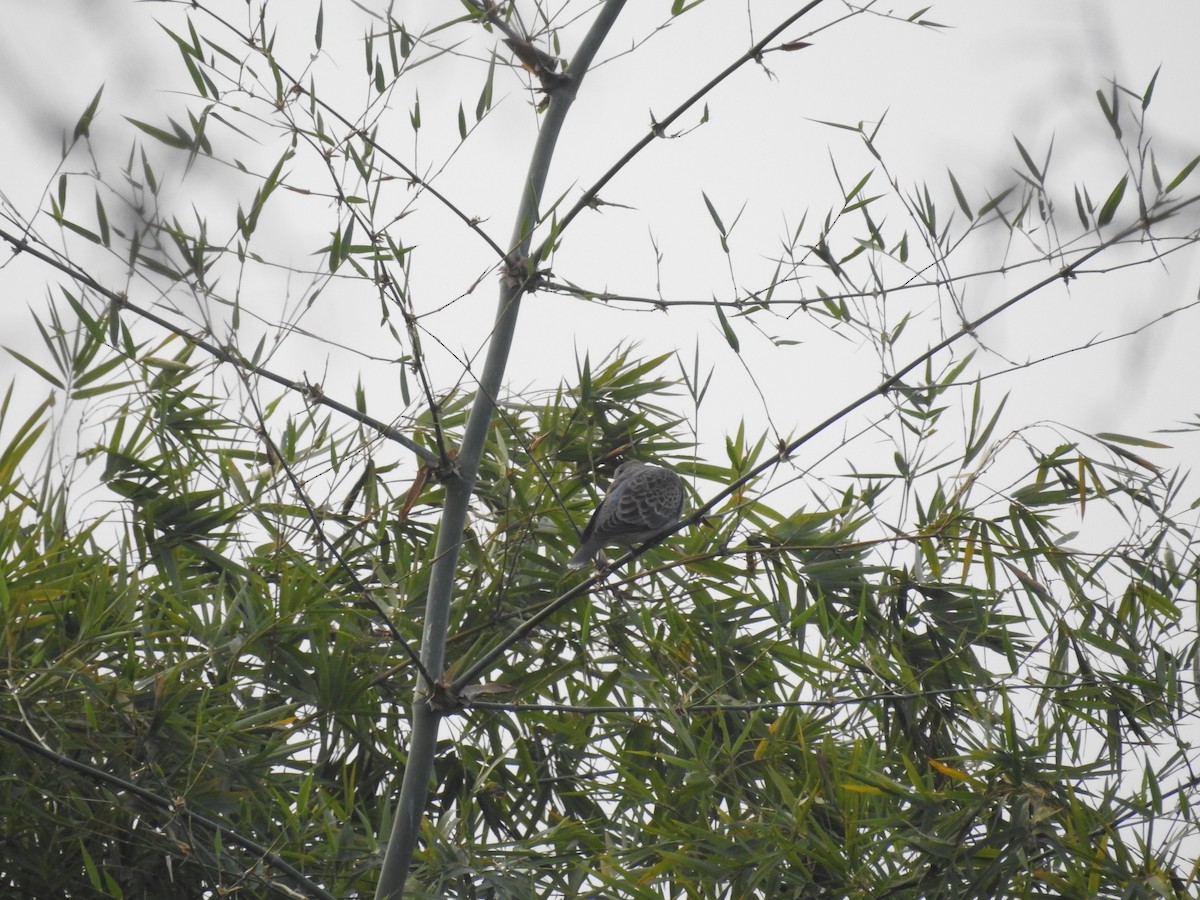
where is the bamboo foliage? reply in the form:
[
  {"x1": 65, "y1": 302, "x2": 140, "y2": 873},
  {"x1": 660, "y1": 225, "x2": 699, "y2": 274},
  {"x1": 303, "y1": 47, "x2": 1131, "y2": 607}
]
[{"x1": 1, "y1": 2, "x2": 1199, "y2": 898}]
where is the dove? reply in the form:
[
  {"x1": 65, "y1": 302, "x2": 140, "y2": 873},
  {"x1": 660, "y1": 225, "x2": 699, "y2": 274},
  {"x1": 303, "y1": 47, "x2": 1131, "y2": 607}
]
[{"x1": 567, "y1": 460, "x2": 684, "y2": 569}]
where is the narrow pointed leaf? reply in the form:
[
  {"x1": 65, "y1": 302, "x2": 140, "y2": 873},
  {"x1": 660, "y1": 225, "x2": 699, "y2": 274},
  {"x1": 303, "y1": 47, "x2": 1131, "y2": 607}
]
[
  {"x1": 1096, "y1": 174, "x2": 1128, "y2": 227},
  {"x1": 1142, "y1": 64, "x2": 1160, "y2": 110},
  {"x1": 74, "y1": 86, "x2": 104, "y2": 141},
  {"x1": 948, "y1": 170, "x2": 972, "y2": 220},
  {"x1": 713, "y1": 298, "x2": 739, "y2": 353},
  {"x1": 701, "y1": 190, "x2": 726, "y2": 237},
  {"x1": 1013, "y1": 137, "x2": 1041, "y2": 182},
  {"x1": 1165, "y1": 154, "x2": 1200, "y2": 194}
]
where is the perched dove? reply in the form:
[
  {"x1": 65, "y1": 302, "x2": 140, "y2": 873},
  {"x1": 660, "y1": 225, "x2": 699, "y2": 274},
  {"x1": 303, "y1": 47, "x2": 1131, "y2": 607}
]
[{"x1": 567, "y1": 460, "x2": 684, "y2": 569}]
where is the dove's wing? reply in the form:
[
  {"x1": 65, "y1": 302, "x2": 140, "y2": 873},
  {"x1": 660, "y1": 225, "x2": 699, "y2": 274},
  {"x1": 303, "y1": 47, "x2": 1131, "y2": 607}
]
[{"x1": 568, "y1": 462, "x2": 683, "y2": 569}]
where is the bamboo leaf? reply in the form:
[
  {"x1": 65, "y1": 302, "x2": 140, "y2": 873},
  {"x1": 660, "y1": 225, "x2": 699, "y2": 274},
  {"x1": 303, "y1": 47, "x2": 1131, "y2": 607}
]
[
  {"x1": 95, "y1": 190, "x2": 110, "y2": 247},
  {"x1": 126, "y1": 116, "x2": 192, "y2": 150},
  {"x1": 713, "y1": 298, "x2": 740, "y2": 353},
  {"x1": 701, "y1": 190, "x2": 726, "y2": 237},
  {"x1": 1096, "y1": 87, "x2": 1121, "y2": 139},
  {"x1": 1095, "y1": 432, "x2": 1170, "y2": 449},
  {"x1": 948, "y1": 170, "x2": 972, "y2": 220},
  {"x1": 5, "y1": 348, "x2": 64, "y2": 389},
  {"x1": 61, "y1": 219, "x2": 102, "y2": 244},
  {"x1": 1096, "y1": 174, "x2": 1128, "y2": 227},
  {"x1": 974, "y1": 184, "x2": 1012, "y2": 217},
  {"x1": 1142, "y1": 64, "x2": 1160, "y2": 110},
  {"x1": 74, "y1": 85, "x2": 104, "y2": 141},
  {"x1": 476, "y1": 51, "x2": 495, "y2": 122},
  {"x1": 1073, "y1": 185, "x2": 1089, "y2": 229},
  {"x1": 1013, "y1": 136, "x2": 1041, "y2": 182},
  {"x1": 1165, "y1": 154, "x2": 1200, "y2": 194},
  {"x1": 965, "y1": 391, "x2": 1008, "y2": 466}
]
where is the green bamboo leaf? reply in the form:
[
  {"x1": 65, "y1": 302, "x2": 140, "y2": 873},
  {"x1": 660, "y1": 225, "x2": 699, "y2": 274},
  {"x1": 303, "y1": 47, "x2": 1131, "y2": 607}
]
[
  {"x1": 72, "y1": 352, "x2": 128, "y2": 390},
  {"x1": 700, "y1": 190, "x2": 726, "y2": 237},
  {"x1": 1134, "y1": 582, "x2": 1180, "y2": 621},
  {"x1": 948, "y1": 170, "x2": 972, "y2": 220},
  {"x1": 1095, "y1": 432, "x2": 1170, "y2": 449},
  {"x1": 1165, "y1": 154, "x2": 1200, "y2": 194},
  {"x1": 179, "y1": 46, "x2": 208, "y2": 98},
  {"x1": 476, "y1": 51, "x2": 495, "y2": 121},
  {"x1": 1096, "y1": 174, "x2": 1128, "y2": 227},
  {"x1": 186, "y1": 109, "x2": 212, "y2": 158},
  {"x1": 138, "y1": 255, "x2": 184, "y2": 281},
  {"x1": 712, "y1": 298, "x2": 740, "y2": 353},
  {"x1": 79, "y1": 843, "x2": 103, "y2": 892},
  {"x1": 1096, "y1": 87, "x2": 1121, "y2": 139},
  {"x1": 30, "y1": 316, "x2": 65, "y2": 376},
  {"x1": 315, "y1": 2, "x2": 324, "y2": 51},
  {"x1": 1142, "y1": 64, "x2": 1160, "y2": 110},
  {"x1": 108, "y1": 296, "x2": 121, "y2": 345},
  {"x1": 1073, "y1": 185, "x2": 1089, "y2": 229},
  {"x1": 62, "y1": 219, "x2": 102, "y2": 244},
  {"x1": 73, "y1": 85, "x2": 104, "y2": 141},
  {"x1": 61, "y1": 289, "x2": 106, "y2": 347},
  {"x1": 843, "y1": 170, "x2": 872, "y2": 205},
  {"x1": 328, "y1": 229, "x2": 342, "y2": 273},
  {"x1": 1013, "y1": 136, "x2": 1041, "y2": 182},
  {"x1": 578, "y1": 353, "x2": 592, "y2": 407},
  {"x1": 126, "y1": 116, "x2": 191, "y2": 150},
  {"x1": 72, "y1": 381, "x2": 136, "y2": 401},
  {"x1": 186, "y1": 17, "x2": 202, "y2": 55},
  {"x1": 94, "y1": 190, "x2": 110, "y2": 247},
  {"x1": 205, "y1": 37, "x2": 242, "y2": 67},
  {"x1": 965, "y1": 391, "x2": 1008, "y2": 466},
  {"x1": 5, "y1": 348, "x2": 64, "y2": 389},
  {"x1": 0, "y1": 394, "x2": 52, "y2": 489},
  {"x1": 141, "y1": 147, "x2": 159, "y2": 194}
]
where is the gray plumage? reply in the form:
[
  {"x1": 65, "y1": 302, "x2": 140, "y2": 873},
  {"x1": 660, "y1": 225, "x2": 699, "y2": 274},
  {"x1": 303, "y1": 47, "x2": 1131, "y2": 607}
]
[{"x1": 567, "y1": 460, "x2": 684, "y2": 569}]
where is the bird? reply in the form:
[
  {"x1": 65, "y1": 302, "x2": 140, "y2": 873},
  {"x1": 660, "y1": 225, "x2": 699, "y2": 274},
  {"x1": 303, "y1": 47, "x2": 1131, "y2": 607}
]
[{"x1": 567, "y1": 460, "x2": 684, "y2": 569}]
